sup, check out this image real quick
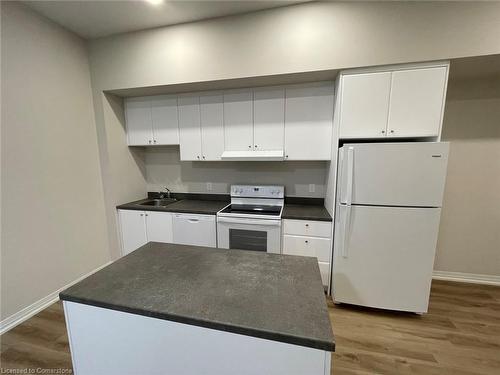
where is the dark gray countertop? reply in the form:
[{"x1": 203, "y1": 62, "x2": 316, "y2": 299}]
[
  {"x1": 60, "y1": 242, "x2": 335, "y2": 352},
  {"x1": 116, "y1": 198, "x2": 229, "y2": 215},
  {"x1": 282, "y1": 204, "x2": 332, "y2": 222}
]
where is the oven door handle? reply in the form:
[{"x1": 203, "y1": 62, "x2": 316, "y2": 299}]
[{"x1": 217, "y1": 217, "x2": 282, "y2": 226}]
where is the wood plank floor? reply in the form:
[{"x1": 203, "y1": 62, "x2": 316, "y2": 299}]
[{"x1": 1, "y1": 280, "x2": 499, "y2": 374}]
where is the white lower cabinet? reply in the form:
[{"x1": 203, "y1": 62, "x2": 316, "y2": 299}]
[
  {"x1": 282, "y1": 219, "x2": 333, "y2": 288},
  {"x1": 145, "y1": 211, "x2": 173, "y2": 243},
  {"x1": 118, "y1": 210, "x2": 147, "y2": 256},
  {"x1": 282, "y1": 236, "x2": 331, "y2": 263},
  {"x1": 118, "y1": 209, "x2": 192, "y2": 256}
]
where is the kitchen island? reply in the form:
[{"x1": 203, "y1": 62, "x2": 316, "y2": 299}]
[{"x1": 60, "y1": 242, "x2": 335, "y2": 375}]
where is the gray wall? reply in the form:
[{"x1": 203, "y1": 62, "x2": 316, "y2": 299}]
[
  {"x1": 145, "y1": 147, "x2": 327, "y2": 197},
  {"x1": 434, "y1": 77, "x2": 500, "y2": 277},
  {"x1": 1, "y1": 3, "x2": 110, "y2": 320}
]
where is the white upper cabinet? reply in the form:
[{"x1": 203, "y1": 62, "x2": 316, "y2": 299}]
[
  {"x1": 253, "y1": 87, "x2": 285, "y2": 151},
  {"x1": 125, "y1": 97, "x2": 153, "y2": 145},
  {"x1": 339, "y1": 72, "x2": 391, "y2": 138},
  {"x1": 151, "y1": 95, "x2": 179, "y2": 145},
  {"x1": 125, "y1": 96, "x2": 179, "y2": 146},
  {"x1": 339, "y1": 62, "x2": 449, "y2": 139},
  {"x1": 387, "y1": 66, "x2": 448, "y2": 138},
  {"x1": 284, "y1": 82, "x2": 334, "y2": 160},
  {"x1": 178, "y1": 94, "x2": 202, "y2": 161},
  {"x1": 125, "y1": 81, "x2": 336, "y2": 161},
  {"x1": 200, "y1": 93, "x2": 224, "y2": 161},
  {"x1": 223, "y1": 89, "x2": 254, "y2": 151}
]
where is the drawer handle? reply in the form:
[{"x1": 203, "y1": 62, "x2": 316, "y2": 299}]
[
  {"x1": 305, "y1": 240, "x2": 309, "y2": 244},
  {"x1": 305, "y1": 224, "x2": 309, "y2": 227}
]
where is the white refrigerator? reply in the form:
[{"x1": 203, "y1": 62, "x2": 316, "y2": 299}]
[{"x1": 333, "y1": 142, "x2": 449, "y2": 313}]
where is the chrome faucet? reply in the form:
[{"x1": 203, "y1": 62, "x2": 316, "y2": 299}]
[{"x1": 159, "y1": 186, "x2": 171, "y2": 199}]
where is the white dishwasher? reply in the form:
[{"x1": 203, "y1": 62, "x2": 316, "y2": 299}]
[{"x1": 172, "y1": 213, "x2": 217, "y2": 248}]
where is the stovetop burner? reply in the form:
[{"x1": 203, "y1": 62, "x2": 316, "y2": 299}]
[{"x1": 217, "y1": 185, "x2": 285, "y2": 220}]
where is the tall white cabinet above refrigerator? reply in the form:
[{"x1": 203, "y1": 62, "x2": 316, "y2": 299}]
[{"x1": 333, "y1": 142, "x2": 449, "y2": 313}]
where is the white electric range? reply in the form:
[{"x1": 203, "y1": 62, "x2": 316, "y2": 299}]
[{"x1": 217, "y1": 185, "x2": 284, "y2": 254}]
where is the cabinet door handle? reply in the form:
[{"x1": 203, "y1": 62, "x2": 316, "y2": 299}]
[
  {"x1": 305, "y1": 240, "x2": 309, "y2": 244},
  {"x1": 148, "y1": 140, "x2": 152, "y2": 144},
  {"x1": 197, "y1": 155, "x2": 200, "y2": 159},
  {"x1": 381, "y1": 130, "x2": 385, "y2": 134},
  {"x1": 305, "y1": 224, "x2": 309, "y2": 227},
  {"x1": 255, "y1": 145, "x2": 258, "y2": 148},
  {"x1": 390, "y1": 130, "x2": 394, "y2": 134},
  {"x1": 140, "y1": 213, "x2": 144, "y2": 216},
  {"x1": 153, "y1": 139, "x2": 157, "y2": 144},
  {"x1": 248, "y1": 145, "x2": 252, "y2": 148},
  {"x1": 202, "y1": 156, "x2": 205, "y2": 159}
]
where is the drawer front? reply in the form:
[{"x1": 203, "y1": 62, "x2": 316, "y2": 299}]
[
  {"x1": 282, "y1": 235, "x2": 331, "y2": 263},
  {"x1": 318, "y1": 261, "x2": 330, "y2": 287},
  {"x1": 283, "y1": 219, "x2": 332, "y2": 238}
]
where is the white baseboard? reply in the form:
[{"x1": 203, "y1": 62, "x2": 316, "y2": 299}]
[
  {"x1": 0, "y1": 261, "x2": 113, "y2": 335},
  {"x1": 433, "y1": 270, "x2": 500, "y2": 286}
]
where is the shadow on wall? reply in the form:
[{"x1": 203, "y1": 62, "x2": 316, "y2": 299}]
[
  {"x1": 145, "y1": 146, "x2": 328, "y2": 197},
  {"x1": 104, "y1": 93, "x2": 146, "y2": 180},
  {"x1": 434, "y1": 75, "x2": 500, "y2": 276},
  {"x1": 442, "y1": 77, "x2": 500, "y2": 140}
]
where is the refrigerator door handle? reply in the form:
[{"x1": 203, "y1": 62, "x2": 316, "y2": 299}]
[
  {"x1": 341, "y1": 146, "x2": 354, "y2": 258},
  {"x1": 342, "y1": 205, "x2": 352, "y2": 258},
  {"x1": 345, "y1": 146, "x2": 354, "y2": 206}
]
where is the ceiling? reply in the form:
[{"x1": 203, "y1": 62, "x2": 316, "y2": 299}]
[{"x1": 24, "y1": 0, "x2": 308, "y2": 39}]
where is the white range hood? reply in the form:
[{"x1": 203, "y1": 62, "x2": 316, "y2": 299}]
[{"x1": 220, "y1": 150, "x2": 284, "y2": 161}]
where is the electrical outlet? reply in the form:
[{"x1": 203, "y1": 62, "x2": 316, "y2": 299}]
[
  {"x1": 206, "y1": 182, "x2": 212, "y2": 191},
  {"x1": 309, "y1": 184, "x2": 315, "y2": 193}
]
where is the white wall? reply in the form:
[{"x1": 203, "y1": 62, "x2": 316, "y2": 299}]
[
  {"x1": 0, "y1": 3, "x2": 110, "y2": 320},
  {"x1": 89, "y1": 1, "x2": 500, "y2": 91},
  {"x1": 145, "y1": 147, "x2": 327, "y2": 198},
  {"x1": 90, "y1": 2, "x2": 500, "y2": 254},
  {"x1": 434, "y1": 78, "x2": 500, "y2": 277},
  {"x1": 87, "y1": 2, "x2": 500, "y2": 264}
]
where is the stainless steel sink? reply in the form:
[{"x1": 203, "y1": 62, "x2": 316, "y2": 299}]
[{"x1": 139, "y1": 198, "x2": 177, "y2": 207}]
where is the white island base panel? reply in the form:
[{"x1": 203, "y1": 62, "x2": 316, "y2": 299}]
[{"x1": 63, "y1": 301, "x2": 332, "y2": 375}]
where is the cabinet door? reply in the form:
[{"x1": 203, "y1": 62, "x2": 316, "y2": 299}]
[
  {"x1": 282, "y1": 235, "x2": 331, "y2": 263},
  {"x1": 284, "y1": 83, "x2": 334, "y2": 160},
  {"x1": 178, "y1": 94, "x2": 202, "y2": 161},
  {"x1": 152, "y1": 95, "x2": 179, "y2": 145},
  {"x1": 118, "y1": 210, "x2": 147, "y2": 256},
  {"x1": 339, "y1": 72, "x2": 391, "y2": 138},
  {"x1": 253, "y1": 87, "x2": 284, "y2": 151},
  {"x1": 223, "y1": 89, "x2": 253, "y2": 151},
  {"x1": 125, "y1": 97, "x2": 152, "y2": 145},
  {"x1": 200, "y1": 93, "x2": 224, "y2": 160},
  {"x1": 387, "y1": 67, "x2": 447, "y2": 138},
  {"x1": 145, "y1": 211, "x2": 173, "y2": 243}
]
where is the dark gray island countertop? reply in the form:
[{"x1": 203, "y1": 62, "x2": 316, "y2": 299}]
[{"x1": 60, "y1": 242, "x2": 335, "y2": 352}]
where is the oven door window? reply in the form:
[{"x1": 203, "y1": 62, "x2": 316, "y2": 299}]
[{"x1": 229, "y1": 229, "x2": 267, "y2": 252}]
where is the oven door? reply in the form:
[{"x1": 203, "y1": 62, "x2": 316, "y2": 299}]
[{"x1": 217, "y1": 217, "x2": 281, "y2": 254}]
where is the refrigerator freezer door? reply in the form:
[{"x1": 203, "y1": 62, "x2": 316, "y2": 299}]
[
  {"x1": 339, "y1": 142, "x2": 449, "y2": 207},
  {"x1": 333, "y1": 204, "x2": 441, "y2": 312}
]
